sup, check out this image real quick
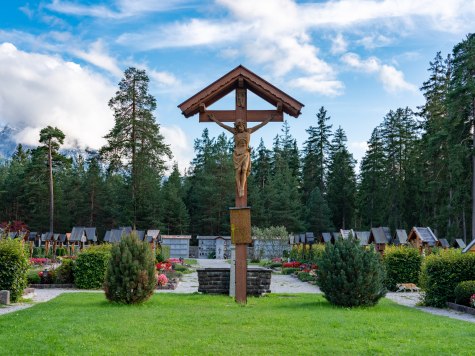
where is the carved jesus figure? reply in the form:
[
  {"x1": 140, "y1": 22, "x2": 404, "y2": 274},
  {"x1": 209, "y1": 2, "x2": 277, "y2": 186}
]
[{"x1": 208, "y1": 114, "x2": 272, "y2": 197}]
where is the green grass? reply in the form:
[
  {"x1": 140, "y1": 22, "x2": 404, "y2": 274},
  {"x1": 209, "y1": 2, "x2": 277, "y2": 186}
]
[
  {"x1": 184, "y1": 258, "x2": 197, "y2": 265},
  {"x1": 1, "y1": 293, "x2": 474, "y2": 355}
]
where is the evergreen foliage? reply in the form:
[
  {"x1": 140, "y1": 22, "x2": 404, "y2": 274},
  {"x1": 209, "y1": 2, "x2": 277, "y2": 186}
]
[
  {"x1": 100, "y1": 67, "x2": 171, "y2": 228},
  {"x1": 104, "y1": 234, "x2": 157, "y2": 304},
  {"x1": 317, "y1": 238, "x2": 386, "y2": 307},
  {"x1": 0, "y1": 239, "x2": 29, "y2": 302}
]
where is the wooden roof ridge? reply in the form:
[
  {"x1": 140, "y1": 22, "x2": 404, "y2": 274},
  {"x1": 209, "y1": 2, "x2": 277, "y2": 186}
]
[{"x1": 178, "y1": 65, "x2": 304, "y2": 118}]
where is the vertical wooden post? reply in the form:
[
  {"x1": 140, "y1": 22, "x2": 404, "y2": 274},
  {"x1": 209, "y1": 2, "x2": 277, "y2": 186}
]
[{"x1": 235, "y1": 84, "x2": 248, "y2": 304}]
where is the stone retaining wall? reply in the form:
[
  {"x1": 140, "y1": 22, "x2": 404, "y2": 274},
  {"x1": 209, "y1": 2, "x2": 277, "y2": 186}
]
[{"x1": 197, "y1": 267, "x2": 271, "y2": 296}]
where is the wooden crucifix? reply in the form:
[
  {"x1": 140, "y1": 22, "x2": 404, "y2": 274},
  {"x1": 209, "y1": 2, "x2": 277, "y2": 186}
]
[{"x1": 179, "y1": 65, "x2": 304, "y2": 304}]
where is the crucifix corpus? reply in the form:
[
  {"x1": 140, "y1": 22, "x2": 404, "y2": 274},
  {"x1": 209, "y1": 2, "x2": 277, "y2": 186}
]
[{"x1": 178, "y1": 65, "x2": 303, "y2": 303}]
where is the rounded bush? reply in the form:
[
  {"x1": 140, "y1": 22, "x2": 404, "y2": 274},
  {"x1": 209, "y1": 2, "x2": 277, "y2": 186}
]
[
  {"x1": 454, "y1": 280, "x2": 475, "y2": 306},
  {"x1": 104, "y1": 234, "x2": 157, "y2": 304},
  {"x1": 421, "y1": 250, "x2": 475, "y2": 307},
  {"x1": 317, "y1": 238, "x2": 386, "y2": 307},
  {"x1": 383, "y1": 246, "x2": 422, "y2": 291},
  {"x1": 55, "y1": 258, "x2": 75, "y2": 284},
  {"x1": 0, "y1": 239, "x2": 29, "y2": 302},
  {"x1": 74, "y1": 245, "x2": 111, "y2": 289}
]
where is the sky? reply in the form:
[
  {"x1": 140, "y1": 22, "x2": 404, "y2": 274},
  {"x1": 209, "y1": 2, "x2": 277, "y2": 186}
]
[{"x1": 0, "y1": 0, "x2": 474, "y2": 173}]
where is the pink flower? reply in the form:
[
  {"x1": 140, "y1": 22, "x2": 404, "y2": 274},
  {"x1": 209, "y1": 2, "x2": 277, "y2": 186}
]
[{"x1": 157, "y1": 274, "x2": 168, "y2": 286}]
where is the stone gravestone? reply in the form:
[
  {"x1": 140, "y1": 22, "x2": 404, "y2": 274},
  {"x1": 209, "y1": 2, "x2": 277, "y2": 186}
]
[
  {"x1": 179, "y1": 65, "x2": 303, "y2": 303},
  {"x1": 0, "y1": 290, "x2": 10, "y2": 305}
]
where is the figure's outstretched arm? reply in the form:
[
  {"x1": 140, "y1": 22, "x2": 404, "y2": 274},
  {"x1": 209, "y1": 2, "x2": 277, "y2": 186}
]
[
  {"x1": 208, "y1": 113, "x2": 234, "y2": 134},
  {"x1": 249, "y1": 114, "x2": 274, "y2": 133}
]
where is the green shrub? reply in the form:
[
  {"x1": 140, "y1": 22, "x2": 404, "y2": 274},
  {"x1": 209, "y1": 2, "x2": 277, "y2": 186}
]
[
  {"x1": 317, "y1": 238, "x2": 386, "y2": 307},
  {"x1": 104, "y1": 234, "x2": 157, "y2": 304},
  {"x1": 383, "y1": 246, "x2": 422, "y2": 291},
  {"x1": 297, "y1": 271, "x2": 315, "y2": 282},
  {"x1": 32, "y1": 247, "x2": 45, "y2": 258},
  {"x1": 74, "y1": 245, "x2": 111, "y2": 289},
  {"x1": 27, "y1": 269, "x2": 41, "y2": 284},
  {"x1": 454, "y1": 280, "x2": 475, "y2": 306},
  {"x1": 0, "y1": 239, "x2": 29, "y2": 302},
  {"x1": 282, "y1": 267, "x2": 299, "y2": 275},
  {"x1": 55, "y1": 259, "x2": 75, "y2": 284},
  {"x1": 289, "y1": 244, "x2": 325, "y2": 264},
  {"x1": 158, "y1": 245, "x2": 170, "y2": 260},
  {"x1": 173, "y1": 264, "x2": 189, "y2": 273},
  {"x1": 56, "y1": 247, "x2": 67, "y2": 256},
  {"x1": 421, "y1": 249, "x2": 475, "y2": 307}
]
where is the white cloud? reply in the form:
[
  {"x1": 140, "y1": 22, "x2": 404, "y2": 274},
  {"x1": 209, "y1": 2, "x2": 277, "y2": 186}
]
[
  {"x1": 0, "y1": 43, "x2": 115, "y2": 150},
  {"x1": 46, "y1": 0, "x2": 195, "y2": 19},
  {"x1": 289, "y1": 76, "x2": 344, "y2": 96},
  {"x1": 160, "y1": 125, "x2": 192, "y2": 173},
  {"x1": 330, "y1": 33, "x2": 348, "y2": 54},
  {"x1": 71, "y1": 40, "x2": 123, "y2": 77},
  {"x1": 341, "y1": 52, "x2": 417, "y2": 93},
  {"x1": 356, "y1": 34, "x2": 392, "y2": 49},
  {"x1": 117, "y1": 19, "x2": 246, "y2": 50}
]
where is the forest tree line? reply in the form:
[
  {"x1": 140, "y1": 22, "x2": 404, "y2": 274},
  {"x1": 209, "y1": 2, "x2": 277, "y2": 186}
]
[{"x1": 0, "y1": 34, "x2": 474, "y2": 243}]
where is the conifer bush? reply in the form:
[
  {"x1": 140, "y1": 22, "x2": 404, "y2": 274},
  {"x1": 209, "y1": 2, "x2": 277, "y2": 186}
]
[
  {"x1": 104, "y1": 234, "x2": 157, "y2": 304},
  {"x1": 317, "y1": 238, "x2": 386, "y2": 307},
  {"x1": 0, "y1": 239, "x2": 29, "y2": 302}
]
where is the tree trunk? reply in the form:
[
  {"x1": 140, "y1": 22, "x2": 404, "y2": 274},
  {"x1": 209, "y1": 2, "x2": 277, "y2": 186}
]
[
  {"x1": 48, "y1": 141, "x2": 54, "y2": 233},
  {"x1": 132, "y1": 78, "x2": 137, "y2": 229},
  {"x1": 472, "y1": 99, "x2": 475, "y2": 241}
]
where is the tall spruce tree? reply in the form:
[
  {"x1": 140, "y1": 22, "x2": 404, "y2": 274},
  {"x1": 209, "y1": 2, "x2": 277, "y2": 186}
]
[
  {"x1": 326, "y1": 127, "x2": 356, "y2": 229},
  {"x1": 100, "y1": 67, "x2": 171, "y2": 228},
  {"x1": 448, "y1": 33, "x2": 475, "y2": 241},
  {"x1": 357, "y1": 127, "x2": 386, "y2": 228},
  {"x1": 161, "y1": 163, "x2": 189, "y2": 234},
  {"x1": 302, "y1": 106, "x2": 333, "y2": 201}
]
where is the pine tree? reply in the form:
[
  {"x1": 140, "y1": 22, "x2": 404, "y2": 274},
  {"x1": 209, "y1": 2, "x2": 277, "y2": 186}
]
[
  {"x1": 100, "y1": 67, "x2": 171, "y2": 228},
  {"x1": 317, "y1": 238, "x2": 386, "y2": 307},
  {"x1": 39, "y1": 126, "x2": 65, "y2": 233},
  {"x1": 104, "y1": 233, "x2": 157, "y2": 304}
]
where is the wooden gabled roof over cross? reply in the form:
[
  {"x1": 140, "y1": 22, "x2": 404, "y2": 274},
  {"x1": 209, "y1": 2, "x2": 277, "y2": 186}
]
[{"x1": 178, "y1": 65, "x2": 304, "y2": 121}]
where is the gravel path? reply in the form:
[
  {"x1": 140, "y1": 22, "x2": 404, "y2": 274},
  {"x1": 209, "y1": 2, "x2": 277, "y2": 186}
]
[{"x1": 1, "y1": 260, "x2": 475, "y2": 324}]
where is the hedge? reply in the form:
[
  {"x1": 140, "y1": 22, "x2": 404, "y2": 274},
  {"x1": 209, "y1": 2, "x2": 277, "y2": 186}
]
[
  {"x1": 454, "y1": 280, "x2": 475, "y2": 306},
  {"x1": 421, "y1": 250, "x2": 475, "y2": 307},
  {"x1": 74, "y1": 245, "x2": 112, "y2": 289},
  {"x1": 0, "y1": 239, "x2": 29, "y2": 302},
  {"x1": 383, "y1": 246, "x2": 422, "y2": 291},
  {"x1": 289, "y1": 244, "x2": 325, "y2": 264}
]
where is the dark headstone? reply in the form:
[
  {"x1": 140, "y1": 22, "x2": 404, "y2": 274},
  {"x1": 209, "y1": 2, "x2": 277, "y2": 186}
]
[{"x1": 0, "y1": 290, "x2": 10, "y2": 305}]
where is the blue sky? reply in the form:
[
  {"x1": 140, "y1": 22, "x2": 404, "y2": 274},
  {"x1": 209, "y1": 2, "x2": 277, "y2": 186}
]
[{"x1": 0, "y1": 0, "x2": 474, "y2": 172}]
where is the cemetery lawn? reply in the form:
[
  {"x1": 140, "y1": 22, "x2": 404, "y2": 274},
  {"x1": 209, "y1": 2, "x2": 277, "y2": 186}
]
[{"x1": 1, "y1": 293, "x2": 474, "y2": 355}]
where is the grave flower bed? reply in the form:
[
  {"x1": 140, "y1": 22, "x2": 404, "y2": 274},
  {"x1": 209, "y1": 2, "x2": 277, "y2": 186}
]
[
  {"x1": 283, "y1": 261, "x2": 301, "y2": 268},
  {"x1": 30, "y1": 258, "x2": 50, "y2": 265},
  {"x1": 156, "y1": 262, "x2": 172, "y2": 271}
]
